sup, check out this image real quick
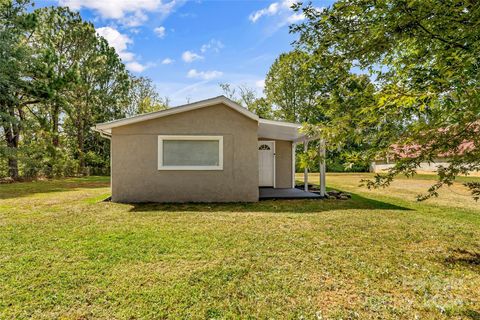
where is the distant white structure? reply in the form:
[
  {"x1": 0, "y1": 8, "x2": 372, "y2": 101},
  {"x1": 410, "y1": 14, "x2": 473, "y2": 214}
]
[
  {"x1": 370, "y1": 158, "x2": 480, "y2": 176},
  {"x1": 371, "y1": 158, "x2": 448, "y2": 173}
]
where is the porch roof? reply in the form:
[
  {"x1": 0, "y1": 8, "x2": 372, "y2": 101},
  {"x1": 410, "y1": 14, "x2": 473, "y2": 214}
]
[{"x1": 257, "y1": 119, "x2": 306, "y2": 142}]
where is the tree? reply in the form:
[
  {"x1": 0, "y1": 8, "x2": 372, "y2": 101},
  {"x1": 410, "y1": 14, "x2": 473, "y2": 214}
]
[
  {"x1": 219, "y1": 83, "x2": 236, "y2": 100},
  {"x1": 265, "y1": 47, "x2": 376, "y2": 173},
  {"x1": 0, "y1": 0, "x2": 37, "y2": 180},
  {"x1": 65, "y1": 30, "x2": 130, "y2": 174},
  {"x1": 27, "y1": 6, "x2": 132, "y2": 175},
  {"x1": 0, "y1": 2, "x2": 150, "y2": 179},
  {"x1": 264, "y1": 51, "x2": 321, "y2": 123},
  {"x1": 219, "y1": 82, "x2": 273, "y2": 119},
  {"x1": 126, "y1": 76, "x2": 169, "y2": 116},
  {"x1": 248, "y1": 97, "x2": 273, "y2": 120},
  {"x1": 30, "y1": 6, "x2": 85, "y2": 150},
  {"x1": 292, "y1": 0, "x2": 480, "y2": 199}
]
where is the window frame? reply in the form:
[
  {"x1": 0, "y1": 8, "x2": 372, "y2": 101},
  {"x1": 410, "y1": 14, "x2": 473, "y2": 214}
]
[{"x1": 157, "y1": 135, "x2": 224, "y2": 171}]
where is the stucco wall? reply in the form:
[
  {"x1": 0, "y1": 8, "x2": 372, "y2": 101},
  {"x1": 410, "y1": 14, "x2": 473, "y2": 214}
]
[
  {"x1": 259, "y1": 138, "x2": 293, "y2": 188},
  {"x1": 111, "y1": 103, "x2": 259, "y2": 202},
  {"x1": 275, "y1": 140, "x2": 293, "y2": 188}
]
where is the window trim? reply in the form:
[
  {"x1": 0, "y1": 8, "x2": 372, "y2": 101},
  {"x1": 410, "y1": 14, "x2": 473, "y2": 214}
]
[{"x1": 157, "y1": 135, "x2": 223, "y2": 170}]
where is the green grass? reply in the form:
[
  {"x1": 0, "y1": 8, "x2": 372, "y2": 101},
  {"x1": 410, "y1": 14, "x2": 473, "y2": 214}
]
[{"x1": 0, "y1": 174, "x2": 479, "y2": 319}]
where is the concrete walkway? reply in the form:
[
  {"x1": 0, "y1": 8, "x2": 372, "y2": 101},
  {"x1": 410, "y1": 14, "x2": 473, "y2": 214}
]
[{"x1": 259, "y1": 187, "x2": 323, "y2": 200}]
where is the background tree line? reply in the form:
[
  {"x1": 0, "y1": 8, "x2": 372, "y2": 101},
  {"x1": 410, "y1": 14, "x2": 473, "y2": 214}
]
[{"x1": 0, "y1": 0, "x2": 168, "y2": 180}]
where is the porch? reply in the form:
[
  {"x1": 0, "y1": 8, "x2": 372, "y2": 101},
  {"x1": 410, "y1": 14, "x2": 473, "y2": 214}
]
[{"x1": 258, "y1": 119, "x2": 326, "y2": 197}]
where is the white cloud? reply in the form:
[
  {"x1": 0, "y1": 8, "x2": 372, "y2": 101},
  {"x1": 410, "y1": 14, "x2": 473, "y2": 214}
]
[
  {"x1": 255, "y1": 79, "x2": 265, "y2": 89},
  {"x1": 96, "y1": 26, "x2": 146, "y2": 73},
  {"x1": 117, "y1": 51, "x2": 135, "y2": 62},
  {"x1": 122, "y1": 11, "x2": 149, "y2": 27},
  {"x1": 154, "y1": 26, "x2": 166, "y2": 38},
  {"x1": 181, "y1": 40, "x2": 223, "y2": 65},
  {"x1": 249, "y1": 2, "x2": 280, "y2": 22},
  {"x1": 59, "y1": 0, "x2": 182, "y2": 27},
  {"x1": 182, "y1": 50, "x2": 204, "y2": 63},
  {"x1": 161, "y1": 58, "x2": 174, "y2": 64},
  {"x1": 126, "y1": 61, "x2": 147, "y2": 72},
  {"x1": 96, "y1": 26, "x2": 132, "y2": 59},
  {"x1": 249, "y1": 0, "x2": 308, "y2": 26},
  {"x1": 286, "y1": 12, "x2": 305, "y2": 23},
  {"x1": 187, "y1": 69, "x2": 223, "y2": 80},
  {"x1": 200, "y1": 39, "x2": 224, "y2": 53}
]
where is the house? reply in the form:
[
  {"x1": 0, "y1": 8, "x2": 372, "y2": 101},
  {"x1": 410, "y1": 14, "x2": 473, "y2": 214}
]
[
  {"x1": 93, "y1": 96, "x2": 326, "y2": 203},
  {"x1": 370, "y1": 141, "x2": 479, "y2": 176}
]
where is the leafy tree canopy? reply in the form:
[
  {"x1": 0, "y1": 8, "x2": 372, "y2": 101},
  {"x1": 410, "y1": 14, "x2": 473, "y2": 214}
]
[
  {"x1": 0, "y1": 0, "x2": 164, "y2": 180},
  {"x1": 292, "y1": 0, "x2": 480, "y2": 199},
  {"x1": 265, "y1": 50, "x2": 320, "y2": 123},
  {"x1": 126, "y1": 76, "x2": 169, "y2": 116},
  {"x1": 219, "y1": 82, "x2": 274, "y2": 119}
]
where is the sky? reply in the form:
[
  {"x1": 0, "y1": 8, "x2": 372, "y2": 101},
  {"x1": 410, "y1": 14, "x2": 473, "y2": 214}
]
[{"x1": 41, "y1": 0, "x2": 330, "y2": 105}]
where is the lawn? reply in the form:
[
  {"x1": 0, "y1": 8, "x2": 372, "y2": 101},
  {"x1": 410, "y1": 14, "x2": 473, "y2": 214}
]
[{"x1": 0, "y1": 174, "x2": 479, "y2": 319}]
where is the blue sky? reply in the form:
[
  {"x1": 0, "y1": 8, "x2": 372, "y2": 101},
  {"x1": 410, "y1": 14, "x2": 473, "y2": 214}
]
[{"x1": 42, "y1": 0, "x2": 329, "y2": 105}]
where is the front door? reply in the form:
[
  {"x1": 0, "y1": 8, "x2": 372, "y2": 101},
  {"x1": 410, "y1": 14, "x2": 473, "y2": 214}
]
[{"x1": 258, "y1": 141, "x2": 275, "y2": 187}]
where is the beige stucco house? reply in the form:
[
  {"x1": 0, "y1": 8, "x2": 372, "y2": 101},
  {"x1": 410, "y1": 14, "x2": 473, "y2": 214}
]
[{"x1": 93, "y1": 96, "x2": 323, "y2": 203}]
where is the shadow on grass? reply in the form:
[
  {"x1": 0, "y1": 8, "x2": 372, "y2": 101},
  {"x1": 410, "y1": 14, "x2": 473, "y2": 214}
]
[
  {"x1": 461, "y1": 309, "x2": 480, "y2": 320},
  {"x1": 0, "y1": 176, "x2": 110, "y2": 200},
  {"x1": 445, "y1": 248, "x2": 480, "y2": 269},
  {"x1": 129, "y1": 189, "x2": 411, "y2": 213}
]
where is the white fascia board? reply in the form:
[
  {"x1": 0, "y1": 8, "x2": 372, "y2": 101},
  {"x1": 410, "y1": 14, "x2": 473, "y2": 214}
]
[{"x1": 258, "y1": 118, "x2": 302, "y2": 128}]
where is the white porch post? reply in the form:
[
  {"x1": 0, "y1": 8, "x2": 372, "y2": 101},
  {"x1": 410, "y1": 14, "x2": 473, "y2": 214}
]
[
  {"x1": 291, "y1": 142, "x2": 296, "y2": 188},
  {"x1": 319, "y1": 139, "x2": 326, "y2": 197},
  {"x1": 304, "y1": 140, "x2": 308, "y2": 192}
]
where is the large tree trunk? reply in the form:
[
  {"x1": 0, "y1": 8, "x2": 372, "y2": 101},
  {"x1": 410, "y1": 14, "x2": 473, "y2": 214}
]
[
  {"x1": 3, "y1": 117, "x2": 20, "y2": 180},
  {"x1": 8, "y1": 158, "x2": 19, "y2": 180},
  {"x1": 52, "y1": 104, "x2": 60, "y2": 147},
  {"x1": 77, "y1": 118, "x2": 85, "y2": 175},
  {"x1": 74, "y1": 97, "x2": 87, "y2": 176},
  {"x1": 5, "y1": 129, "x2": 19, "y2": 180},
  {"x1": 45, "y1": 104, "x2": 60, "y2": 178},
  {"x1": 2, "y1": 102, "x2": 26, "y2": 180}
]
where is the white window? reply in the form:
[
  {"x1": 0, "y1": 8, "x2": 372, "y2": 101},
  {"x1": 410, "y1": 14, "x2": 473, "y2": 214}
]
[{"x1": 158, "y1": 135, "x2": 223, "y2": 170}]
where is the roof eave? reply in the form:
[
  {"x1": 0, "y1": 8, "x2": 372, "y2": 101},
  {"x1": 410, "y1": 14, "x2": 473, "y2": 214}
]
[
  {"x1": 258, "y1": 118, "x2": 302, "y2": 128},
  {"x1": 91, "y1": 126, "x2": 112, "y2": 139}
]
